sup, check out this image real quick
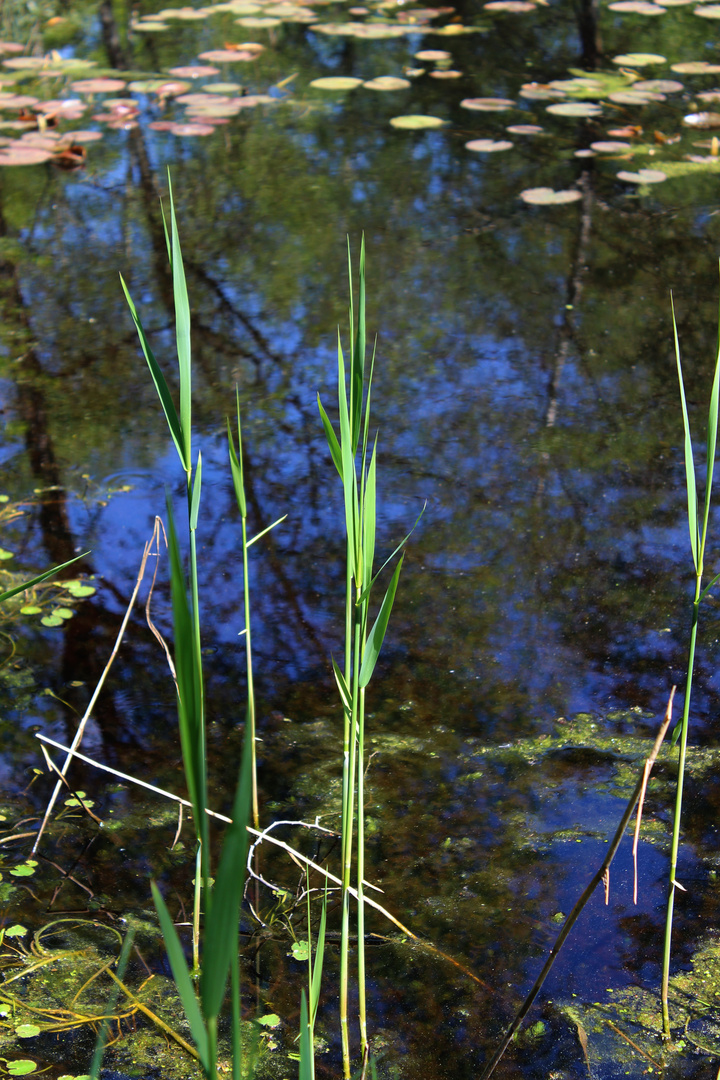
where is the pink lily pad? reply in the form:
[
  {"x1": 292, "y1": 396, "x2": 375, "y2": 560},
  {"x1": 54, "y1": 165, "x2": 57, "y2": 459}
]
[
  {"x1": 0, "y1": 145, "x2": 54, "y2": 164},
  {"x1": 414, "y1": 49, "x2": 451, "y2": 60},
  {"x1": 694, "y1": 4, "x2": 720, "y2": 14},
  {"x1": 167, "y1": 65, "x2": 221, "y2": 78},
  {"x1": 465, "y1": 138, "x2": 513, "y2": 151},
  {"x1": 671, "y1": 60, "x2": 720, "y2": 73},
  {"x1": 608, "y1": 0, "x2": 665, "y2": 10},
  {"x1": 506, "y1": 123, "x2": 543, "y2": 133},
  {"x1": 590, "y1": 140, "x2": 632, "y2": 150},
  {"x1": 59, "y1": 130, "x2": 103, "y2": 142},
  {"x1": 70, "y1": 78, "x2": 127, "y2": 93},
  {"x1": 166, "y1": 122, "x2": 216, "y2": 135},
  {"x1": 617, "y1": 167, "x2": 666, "y2": 182},
  {"x1": 484, "y1": 1, "x2": 536, "y2": 8},
  {"x1": 34, "y1": 98, "x2": 86, "y2": 115},
  {"x1": 461, "y1": 97, "x2": 514, "y2": 110},
  {"x1": 362, "y1": 76, "x2": 411, "y2": 90},
  {"x1": 632, "y1": 78, "x2": 683, "y2": 91},
  {"x1": 430, "y1": 69, "x2": 462, "y2": 78},
  {"x1": 0, "y1": 94, "x2": 39, "y2": 109},
  {"x1": 0, "y1": 43, "x2": 24, "y2": 54},
  {"x1": 198, "y1": 49, "x2": 261, "y2": 61}
]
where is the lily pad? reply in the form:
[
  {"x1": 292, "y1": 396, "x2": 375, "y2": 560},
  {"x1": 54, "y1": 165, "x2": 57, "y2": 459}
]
[
  {"x1": 671, "y1": 60, "x2": 720, "y2": 73},
  {"x1": 607, "y1": 90, "x2": 661, "y2": 103},
  {"x1": 70, "y1": 77, "x2": 127, "y2": 92},
  {"x1": 0, "y1": 146, "x2": 53, "y2": 164},
  {"x1": 461, "y1": 96, "x2": 514, "y2": 110},
  {"x1": 590, "y1": 139, "x2": 632, "y2": 150},
  {"x1": 465, "y1": 138, "x2": 513, "y2": 151},
  {"x1": 519, "y1": 84, "x2": 565, "y2": 100},
  {"x1": 617, "y1": 167, "x2": 666, "y2": 182},
  {"x1": 389, "y1": 113, "x2": 445, "y2": 128},
  {"x1": 133, "y1": 21, "x2": 169, "y2": 31},
  {"x1": 506, "y1": 123, "x2": 543, "y2": 133},
  {"x1": 612, "y1": 52, "x2": 666, "y2": 64},
  {"x1": 414, "y1": 49, "x2": 451, "y2": 59},
  {"x1": 362, "y1": 76, "x2": 411, "y2": 90},
  {"x1": 6, "y1": 1062, "x2": 36, "y2": 1075},
  {"x1": 520, "y1": 187, "x2": 582, "y2": 204},
  {"x1": 632, "y1": 78, "x2": 683, "y2": 91},
  {"x1": 15, "y1": 1025, "x2": 40, "y2": 1039},
  {"x1": 198, "y1": 49, "x2": 260, "y2": 61},
  {"x1": 430, "y1": 69, "x2": 462, "y2": 78},
  {"x1": 310, "y1": 76, "x2": 363, "y2": 89},
  {"x1": 235, "y1": 15, "x2": 283, "y2": 24},
  {"x1": 694, "y1": 4, "x2": 720, "y2": 13},
  {"x1": 167, "y1": 65, "x2": 220, "y2": 78},
  {"x1": 203, "y1": 82, "x2": 242, "y2": 92},
  {"x1": 20, "y1": 606, "x2": 42, "y2": 615},
  {"x1": 546, "y1": 101, "x2": 602, "y2": 116},
  {"x1": 40, "y1": 615, "x2": 64, "y2": 627},
  {"x1": 608, "y1": 0, "x2": 665, "y2": 10},
  {"x1": 0, "y1": 94, "x2": 39, "y2": 109},
  {"x1": 484, "y1": 1, "x2": 536, "y2": 9},
  {"x1": 683, "y1": 111, "x2": 720, "y2": 127}
]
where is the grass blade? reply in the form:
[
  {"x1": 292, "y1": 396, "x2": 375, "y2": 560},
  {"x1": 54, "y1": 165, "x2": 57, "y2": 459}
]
[
  {"x1": 190, "y1": 453, "x2": 203, "y2": 533},
  {"x1": 228, "y1": 392, "x2": 247, "y2": 518},
  {"x1": 318, "y1": 395, "x2": 343, "y2": 478},
  {"x1": 201, "y1": 721, "x2": 253, "y2": 1020},
  {"x1": 151, "y1": 881, "x2": 210, "y2": 1069},
  {"x1": 359, "y1": 553, "x2": 404, "y2": 688},
  {"x1": 673, "y1": 293, "x2": 699, "y2": 570},
  {"x1": 0, "y1": 553, "x2": 89, "y2": 605},
  {"x1": 120, "y1": 275, "x2": 186, "y2": 471},
  {"x1": 362, "y1": 441, "x2": 377, "y2": 592},
  {"x1": 299, "y1": 991, "x2": 313, "y2": 1080},
  {"x1": 167, "y1": 173, "x2": 192, "y2": 470},
  {"x1": 332, "y1": 657, "x2": 353, "y2": 713},
  {"x1": 310, "y1": 885, "x2": 327, "y2": 1026}
]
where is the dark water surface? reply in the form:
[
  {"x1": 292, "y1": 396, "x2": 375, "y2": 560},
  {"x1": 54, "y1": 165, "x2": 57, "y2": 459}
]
[{"x1": 2, "y1": 0, "x2": 720, "y2": 1075}]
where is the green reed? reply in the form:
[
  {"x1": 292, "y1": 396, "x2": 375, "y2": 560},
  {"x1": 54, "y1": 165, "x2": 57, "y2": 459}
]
[
  {"x1": 319, "y1": 239, "x2": 417, "y2": 1076},
  {"x1": 661, "y1": 288, "x2": 720, "y2": 1038}
]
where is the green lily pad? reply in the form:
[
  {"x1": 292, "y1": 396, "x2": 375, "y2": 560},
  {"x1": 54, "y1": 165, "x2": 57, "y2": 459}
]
[
  {"x1": 51, "y1": 607, "x2": 74, "y2": 619},
  {"x1": 291, "y1": 939, "x2": 310, "y2": 960},
  {"x1": 389, "y1": 113, "x2": 445, "y2": 128},
  {"x1": 362, "y1": 76, "x2": 411, "y2": 90},
  {"x1": 546, "y1": 101, "x2": 602, "y2": 116},
  {"x1": 202, "y1": 82, "x2": 242, "y2": 93},
  {"x1": 612, "y1": 52, "x2": 666, "y2": 64},
  {"x1": 133, "y1": 21, "x2": 169, "y2": 31},
  {"x1": 0, "y1": 548, "x2": 13, "y2": 559},
  {"x1": 256, "y1": 1013, "x2": 281, "y2": 1027},
  {"x1": 41, "y1": 615, "x2": 64, "y2": 627},
  {"x1": 64, "y1": 581, "x2": 96, "y2": 597},
  {"x1": 19, "y1": 606, "x2": 42, "y2": 615},
  {"x1": 460, "y1": 96, "x2": 514, "y2": 110},
  {"x1": 520, "y1": 187, "x2": 582, "y2": 204},
  {"x1": 4, "y1": 925, "x2": 27, "y2": 937},
  {"x1": 6, "y1": 1061, "x2": 37, "y2": 1075},
  {"x1": 15, "y1": 1025, "x2": 40, "y2": 1039},
  {"x1": 309, "y1": 76, "x2": 363, "y2": 89}
]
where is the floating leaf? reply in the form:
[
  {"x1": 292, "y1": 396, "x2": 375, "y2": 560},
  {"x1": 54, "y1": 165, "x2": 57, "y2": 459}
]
[
  {"x1": 633, "y1": 78, "x2": 683, "y2": 91},
  {"x1": 461, "y1": 96, "x2": 514, "y2": 110},
  {"x1": 256, "y1": 1013, "x2": 282, "y2": 1028},
  {"x1": 519, "y1": 84, "x2": 565, "y2": 100},
  {"x1": 617, "y1": 167, "x2": 667, "y2": 182},
  {"x1": 389, "y1": 113, "x2": 445, "y2": 128},
  {"x1": 51, "y1": 607, "x2": 74, "y2": 619},
  {"x1": 608, "y1": 1, "x2": 665, "y2": 10},
  {"x1": 133, "y1": 21, "x2": 169, "y2": 30},
  {"x1": 465, "y1": 138, "x2": 513, "y2": 151},
  {"x1": 20, "y1": 606, "x2": 42, "y2": 615},
  {"x1": 574, "y1": 148, "x2": 595, "y2": 156},
  {"x1": 430, "y1": 69, "x2": 462, "y2": 78},
  {"x1": 40, "y1": 615, "x2": 64, "y2": 627},
  {"x1": 546, "y1": 101, "x2": 602, "y2": 116},
  {"x1": 671, "y1": 60, "x2": 720, "y2": 73},
  {"x1": 0, "y1": 94, "x2": 39, "y2": 108},
  {"x1": 5, "y1": 926, "x2": 26, "y2": 937},
  {"x1": 235, "y1": 15, "x2": 283, "y2": 24},
  {"x1": 291, "y1": 940, "x2": 310, "y2": 960},
  {"x1": 15, "y1": 1026, "x2": 40, "y2": 1039},
  {"x1": 590, "y1": 139, "x2": 632, "y2": 150},
  {"x1": 414, "y1": 48, "x2": 451, "y2": 59},
  {"x1": 65, "y1": 581, "x2": 95, "y2": 598},
  {"x1": 70, "y1": 78, "x2": 127, "y2": 92},
  {"x1": 6, "y1": 1061, "x2": 37, "y2": 1075},
  {"x1": 167, "y1": 65, "x2": 220, "y2": 77},
  {"x1": 484, "y1": 1, "x2": 536, "y2": 9},
  {"x1": 607, "y1": 90, "x2": 660, "y2": 103},
  {"x1": 683, "y1": 111, "x2": 720, "y2": 127},
  {"x1": 520, "y1": 187, "x2": 582, "y2": 204},
  {"x1": 309, "y1": 76, "x2": 363, "y2": 89},
  {"x1": 202, "y1": 81, "x2": 242, "y2": 92},
  {"x1": 362, "y1": 75, "x2": 411, "y2": 90},
  {"x1": 612, "y1": 52, "x2": 666, "y2": 64},
  {"x1": 198, "y1": 49, "x2": 260, "y2": 61},
  {"x1": 0, "y1": 548, "x2": 13, "y2": 559},
  {"x1": 694, "y1": 4, "x2": 720, "y2": 14},
  {"x1": 506, "y1": 123, "x2": 543, "y2": 133},
  {"x1": 10, "y1": 861, "x2": 37, "y2": 877}
]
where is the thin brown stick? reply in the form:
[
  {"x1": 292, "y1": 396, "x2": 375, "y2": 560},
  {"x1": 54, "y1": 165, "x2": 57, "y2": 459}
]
[
  {"x1": 605, "y1": 1018, "x2": 663, "y2": 1068},
  {"x1": 478, "y1": 692, "x2": 675, "y2": 1080},
  {"x1": 632, "y1": 687, "x2": 675, "y2": 904},
  {"x1": 33, "y1": 520, "x2": 165, "y2": 853}
]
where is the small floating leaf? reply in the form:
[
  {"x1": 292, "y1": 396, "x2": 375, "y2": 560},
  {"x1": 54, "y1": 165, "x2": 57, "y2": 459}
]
[
  {"x1": 70, "y1": 77, "x2": 127, "y2": 92},
  {"x1": 414, "y1": 49, "x2": 451, "y2": 59},
  {"x1": 6, "y1": 1061, "x2": 37, "y2": 1075},
  {"x1": 590, "y1": 140, "x2": 632, "y2": 150},
  {"x1": 15, "y1": 1026, "x2": 40, "y2": 1039},
  {"x1": 52, "y1": 607, "x2": 74, "y2": 619},
  {"x1": 520, "y1": 187, "x2": 582, "y2": 204},
  {"x1": 291, "y1": 940, "x2": 310, "y2": 960},
  {"x1": 617, "y1": 167, "x2": 666, "y2": 182},
  {"x1": 4, "y1": 925, "x2": 26, "y2": 937},
  {"x1": 461, "y1": 96, "x2": 514, "y2": 110},
  {"x1": 20, "y1": 606, "x2": 41, "y2": 615},
  {"x1": 389, "y1": 113, "x2": 445, "y2": 128},
  {"x1": 608, "y1": 1, "x2": 665, "y2": 11},
  {"x1": 167, "y1": 65, "x2": 220, "y2": 77},
  {"x1": 309, "y1": 76, "x2": 363, "y2": 89},
  {"x1": 484, "y1": 1, "x2": 536, "y2": 9},
  {"x1": 429, "y1": 69, "x2": 462, "y2": 78},
  {"x1": 694, "y1": 4, "x2": 720, "y2": 14},
  {"x1": 198, "y1": 49, "x2": 260, "y2": 61},
  {"x1": 362, "y1": 75, "x2": 411, "y2": 90},
  {"x1": 506, "y1": 123, "x2": 543, "y2": 133},
  {"x1": 612, "y1": 52, "x2": 666, "y2": 64},
  {"x1": 465, "y1": 138, "x2": 513, "y2": 151},
  {"x1": 632, "y1": 78, "x2": 682, "y2": 91},
  {"x1": 607, "y1": 90, "x2": 660, "y2": 103},
  {"x1": 546, "y1": 101, "x2": 602, "y2": 116},
  {"x1": 41, "y1": 615, "x2": 64, "y2": 627},
  {"x1": 671, "y1": 60, "x2": 720, "y2": 73},
  {"x1": 683, "y1": 111, "x2": 720, "y2": 127},
  {"x1": 256, "y1": 1013, "x2": 281, "y2": 1028},
  {"x1": 0, "y1": 548, "x2": 13, "y2": 559}
]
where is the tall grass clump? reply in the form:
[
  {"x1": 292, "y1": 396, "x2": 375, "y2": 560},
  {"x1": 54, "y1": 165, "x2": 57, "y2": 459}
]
[
  {"x1": 318, "y1": 239, "x2": 419, "y2": 1076},
  {"x1": 662, "y1": 286, "x2": 720, "y2": 1038}
]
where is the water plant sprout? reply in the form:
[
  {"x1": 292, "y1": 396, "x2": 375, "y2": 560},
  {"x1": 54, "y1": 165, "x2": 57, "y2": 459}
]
[{"x1": 661, "y1": 285, "x2": 720, "y2": 1038}]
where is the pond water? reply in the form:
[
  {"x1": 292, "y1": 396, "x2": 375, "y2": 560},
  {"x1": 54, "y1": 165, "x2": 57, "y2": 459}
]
[{"x1": 2, "y1": 0, "x2": 720, "y2": 1076}]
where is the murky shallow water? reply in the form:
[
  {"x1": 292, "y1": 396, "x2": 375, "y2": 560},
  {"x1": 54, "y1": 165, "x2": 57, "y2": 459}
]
[{"x1": 2, "y1": 0, "x2": 720, "y2": 1075}]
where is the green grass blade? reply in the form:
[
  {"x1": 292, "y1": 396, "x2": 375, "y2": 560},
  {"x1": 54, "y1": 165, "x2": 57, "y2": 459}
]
[
  {"x1": 167, "y1": 173, "x2": 192, "y2": 470},
  {"x1": 166, "y1": 495, "x2": 206, "y2": 848},
  {"x1": 151, "y1": 881, "x2": 210, "y2": 1069},
  {"x1": 701, "y1": 292, "x2": 720, "y2": 553},
  {"x1": 356, "y1": 502, "x2": 425, "y2": 607},
  {"x1": 350, "y1": 238, "x2": 366, "y2": 454},
  {"x1": 190, "y1": 453, "x2": 203, "y2": 533},
  {"x1": 201, "y1": 720, "x2": 253, "y2": 1020},
  {"x1": 120, "y1": 274, "x2": 186, "y2": 471},
  {"x1": 310, "y1": 885, "x2": 327, "y2": 1026},
  {"x1": 337, "y1": 335, "x2": 360, "y2": 577},
  {"x1": 673, "y1": 293, "x2": 699, "y2": 570},
  {"x1": 160, "y1": 197, "x2": 172, "y2": 267},
  {"x1": 299, "y1": 991, "x2": 313, "y2": 1080},
  {"x1": 359, "y1": 553, "x2": 404, "y2": 688},
  {"x1": 318, "y1": 396, "x2": 343, "y2": 478},
  {"x1": 228, "y1": 392, "x2": 247, "y2": 518},
  {"x1": 246, "y1": 515, "x2": 287, "y2": 549},
  {"x1": 0, "y1": 553, "x2": 89, "y2": 605},
  {"x1": 332, "y1": 657, "x2": 353, "y2": 713},
  {"x1": 362, "y1": 441, "x2": 378, "y2": 592}
]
